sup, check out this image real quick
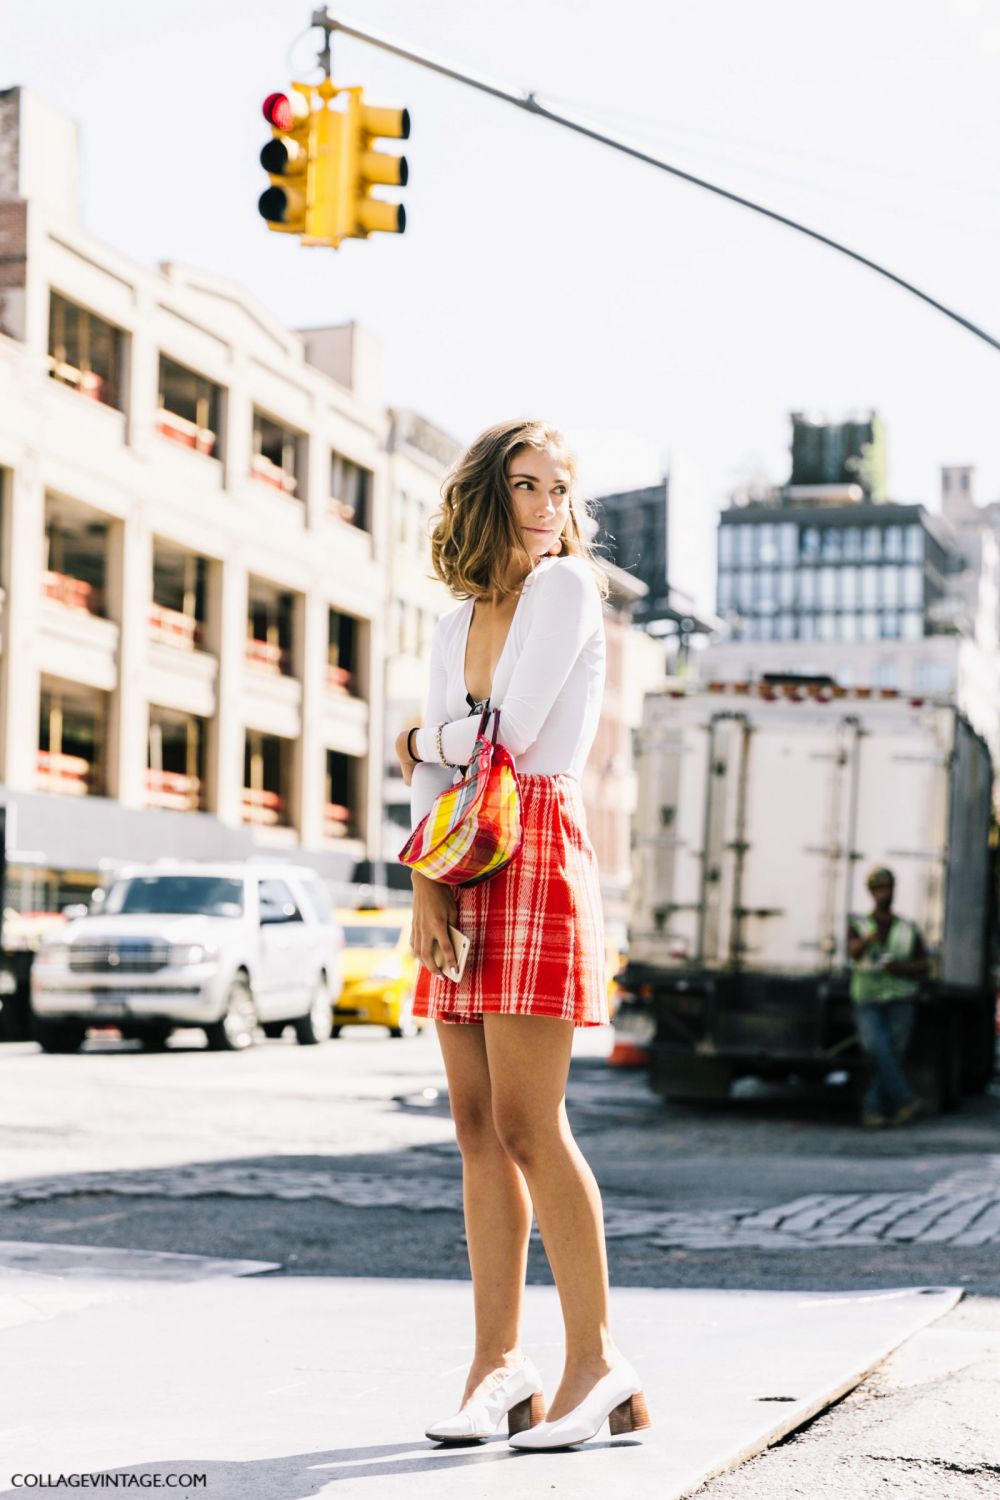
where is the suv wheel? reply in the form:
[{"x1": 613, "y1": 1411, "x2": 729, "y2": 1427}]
[
  {"x1": 205, "y1": 977, "x2": 257, "y2": 1052},
  {"x1": 293, "y1": 975, "x2": 332, "y2": 1046},
  {"x1": 34, "y1": 1018, "x2": 87, "y2": 1054}
]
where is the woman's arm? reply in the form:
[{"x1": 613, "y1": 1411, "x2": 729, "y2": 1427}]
[
  {"x1": 412, "y1": 559, "x2": 602, "y2": 769},
  {"x1": 408, "y1": 623, "x2": 455, "y2": 831}
]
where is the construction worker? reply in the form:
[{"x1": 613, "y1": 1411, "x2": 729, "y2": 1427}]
[{"x1": 847, "y1": 866, "x2": 928, "y2": 1128}]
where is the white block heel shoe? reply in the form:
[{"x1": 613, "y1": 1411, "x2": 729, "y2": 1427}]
[
  {"x1": 508, "y1": 1358, "x2": 651, "y2": 1450},
  {"x1": 425, "y1": 1355, "x2": 547, "y2": 1444}
]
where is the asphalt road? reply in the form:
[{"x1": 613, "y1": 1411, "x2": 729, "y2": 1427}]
[{"x1": 1, "y1": 1023, "x2": 999, "y2": 1293}]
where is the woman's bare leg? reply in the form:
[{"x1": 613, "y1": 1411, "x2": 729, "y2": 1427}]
[
  {"x1": 484, "y1": 1014, "x2": 617, "y2": 1421},
  {"x1": 435, "y1": 1019, "x2": 535, "y2": 1402}
]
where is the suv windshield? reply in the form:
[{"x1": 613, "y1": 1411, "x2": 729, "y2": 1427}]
[{"x1": 103, "y1": 876, "x2": 245, "y2": 918}]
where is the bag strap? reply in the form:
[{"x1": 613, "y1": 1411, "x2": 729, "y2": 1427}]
[{"x1": 491, "y1": 707, "x2": 500, "y2": 745}]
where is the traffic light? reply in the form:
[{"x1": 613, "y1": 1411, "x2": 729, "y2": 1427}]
[
  {"x1": 344, "y1": 90, "x2": 410, "y2": 239},
  {"x1": 306, "y1": 85, "x2": 409, "y2": 248},
  {"x1": 258, "y1": 79, "x2": 409, "y2": 249},
  {"x1": 258, "y1": 87, "x2": 314, "y2": 235}
]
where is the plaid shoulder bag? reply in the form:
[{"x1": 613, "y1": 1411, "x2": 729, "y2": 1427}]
[{"x1": 397, "y1": 704, "x2": 523, "y2": 887}]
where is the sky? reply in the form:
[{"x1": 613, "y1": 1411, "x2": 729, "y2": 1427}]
[{"x1": 5, "y1": 0, "x2": 1000, "y2": 609}]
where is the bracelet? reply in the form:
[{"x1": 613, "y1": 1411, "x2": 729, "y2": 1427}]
[
  {"x1": 406, "y1": 726, "x2": 421, "y2": 763},
  {"x1": 434, "y1": 723, "x2": 461, "y2": 769}
]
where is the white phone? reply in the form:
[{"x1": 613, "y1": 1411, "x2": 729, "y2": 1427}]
[{"x1": 431, "y1": 924, "x2": 471, "y2": 983}]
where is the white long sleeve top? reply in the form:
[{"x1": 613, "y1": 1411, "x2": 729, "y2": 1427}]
[{"x1": 409, "y1": 555, "x2": 606, "y2": 832}]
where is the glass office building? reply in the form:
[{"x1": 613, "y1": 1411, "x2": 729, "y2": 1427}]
[{"x1": 715, "y1": 503, "x2": 952, "y2": 645}]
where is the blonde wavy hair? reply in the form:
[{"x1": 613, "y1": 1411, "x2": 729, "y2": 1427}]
[{"x1": 427, "y1": 419, "x2": 610, "y2": 603}]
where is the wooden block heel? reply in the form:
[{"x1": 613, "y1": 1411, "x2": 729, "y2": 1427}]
[
  {"x1": 507, "y1": 1391, "x2": 547, "y2": 1435},
  {"x1": 609, "y1": 1390, "x2": 652, "y2": 1435}
]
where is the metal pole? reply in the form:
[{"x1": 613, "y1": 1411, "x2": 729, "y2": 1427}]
[{"x1": 315, "y1": 9, "x2": 1000, "y2": 356}]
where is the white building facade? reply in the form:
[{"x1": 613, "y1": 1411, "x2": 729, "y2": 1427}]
[{"x1": 0, "y1": 87, "x2": 412, "y2": 909}]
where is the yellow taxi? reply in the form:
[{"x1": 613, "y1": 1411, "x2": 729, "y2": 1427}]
[{"x1": 332, "y1": 906, "x2": 425, "y2": 1038}]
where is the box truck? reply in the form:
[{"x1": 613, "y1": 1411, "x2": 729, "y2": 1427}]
[{"x1": 616, "y1": 680, "x2": 997, "y2": 1111}]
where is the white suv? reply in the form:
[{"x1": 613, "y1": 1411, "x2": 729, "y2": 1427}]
[{"x1": 31, "y1": 861, "x2": 343, "y2": 1054}]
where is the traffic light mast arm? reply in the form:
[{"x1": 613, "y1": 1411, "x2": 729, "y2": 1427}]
[{"x1": 312, "y1": 7, "x2": 1000, "y2": 356}]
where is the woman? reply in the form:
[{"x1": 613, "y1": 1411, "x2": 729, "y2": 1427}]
[{"x1": 394, "y1": 419, "x2": 650, "y2": 1451}]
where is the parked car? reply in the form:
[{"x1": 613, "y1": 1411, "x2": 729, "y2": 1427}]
[
  {"x1": 30, "y1": 861, "x2": 343, "y2": 1053},
  {"x1": 333, "y1": 906, "x2": 423, "y2": 1038}
]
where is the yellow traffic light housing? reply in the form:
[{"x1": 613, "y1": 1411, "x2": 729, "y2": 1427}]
[
  {"x1": 348, "y1": 91, "x2": 410, "y2": 238},
  {"x1": 259, "y1": 87, "x2": 314, "y2": 235}
]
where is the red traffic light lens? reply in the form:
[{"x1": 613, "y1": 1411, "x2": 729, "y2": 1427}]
[{"x1": 262, "y1": 93, "x2": 293, "y2": 130}]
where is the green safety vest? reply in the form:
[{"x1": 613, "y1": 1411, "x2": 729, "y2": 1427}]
[{"x1": 849, "y1": 914, "x2": 920, "y2": 1004}]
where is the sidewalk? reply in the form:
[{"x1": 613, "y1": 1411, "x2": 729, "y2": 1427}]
[{"x1": 0, "y1": 1242, "x2": 959, "y2": 1499}]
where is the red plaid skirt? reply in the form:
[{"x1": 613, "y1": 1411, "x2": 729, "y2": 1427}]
[{"x1": 413, "y1": 772, "x2": 608, "y2": 1027}]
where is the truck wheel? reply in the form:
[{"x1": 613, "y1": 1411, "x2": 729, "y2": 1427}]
[
  {"x1": 262, "y1": 1022, "x2": 287, "y2": 1039},
  {"x1": 34, "y1": 1018, "x2": 87, "y2": 1054},
  {"x1": 139, "y1": 1025, "x2": 173, "y2": 1051},
  {"x1": 205, "y1": 977, "x2": 257, "y2": 1052},
  {"x1": 650, "y1": 1050, "x2": 732, "y2": 1103},
  {"x1": 293, "y1": 976, "x2": 332, "y2": 1046},
  {"x1": 961, "y1": 997, "x2": 996, "y2": 1095},
  {"x1": 909, "y1": 1010, "x2": 962, "y2": 1113}
]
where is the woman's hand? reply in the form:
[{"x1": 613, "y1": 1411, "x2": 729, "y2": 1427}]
[
  {"x1": 395, "y1": 725, "x2": 419, "y2": 787},
  {"x1": 410, "y1": 870, "x2": 459, "y2": 977}
]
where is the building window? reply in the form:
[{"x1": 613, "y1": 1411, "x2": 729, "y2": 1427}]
[
  {"x1": 243, "y1": 731, "x2": 292, "y2": 828},
  {"x1": 718, "y1": 526, "x2": 736, "y2": 568},
  {"x1": 819, "y1": 566, "x2": 837, "y2": 608},
  {"x1": 875, "y1": 659, "x2": 899, "y2": 689},
  {"x1": 47, "y1": 292, "x2": 124, "y2": 410},
  {"x1": 841, "y1": 567, "x2": 858, "y2": 608},
  {"x1": 44, "y1": 498, "x2": 108, "y2": 618},
  {"x1": 38, "y1": 681, "x2": 107, "y2": 798},
  {"x1": 736, "y1": 571, "x2": 754, "y2": 610},
  {"x1": 801, "y1": 526, "x2": 821, "y2": 560},
  {"x1": 757, "y1": 523, "x2": 777, "y2": 564},
  {"x1": 150, "y1": 543, "x2": 207, "y2": 650},
  {"x1": 157, "y1": 356, "x2": 221, "y2": 456},
  {"x1": 799, "y1": 614, "x2": 816, "y2": 641},
  {"x1": 778, "y1": 569, "x2": 796, "y2": 607},
  {"x1": 905, "y1": 526, "x2": 924, "y2": 562},
  {"x1": 717, "y1": 572, "x2": 733, "y2": 611},
  {"x1": 861, "y1": 568, "x2": 879, "y2": 607},
  {"x1": 818, "y1": 612, "x2": 836, "y2": 641},
  {"x1": 738, "y1": 525, "x2": 754, "y2": 566},
  {"x1": 252, "y1": 411, "x2": 302, "y2": 497},
  {"x1": 821, "y1": 527, "x2": 841, "y2": 560},
  {"x1": 799, "y1": 570, "x2": 816, "y2": 608},
  {"x1": 246, "y1": 580, "x2": 295, "y2": 676},
  {"x1": 882, "y1": 612, "x2": 900, "y2": 638},
  {"x1": 757, "y1": 616, "x2": 774, "y2": 640},
  {"x1": 902, "y1": 566, "x2": 923, "y2": 608},
  {"x1": 863, "y1": 526, "x2": 882, "y2": 561},
  {"x1": 330, "y1": 451, "x2": 371, "y2": 528},
  {"x1": 840, "y1": 612, "x2": 858, "y2": 642},
  {"x1": 916, "y1": 660, "x2": 953, "y2": 692},
  {"x1": 884, "y1": 525, "x2": 903, "y2": 560},
  {"x1": 881, "y1": 565, "x2": 899, "y2": 607},
  {"x1": 861, "y1": 612, "x2": 879, "y2": 641},
  {"x1": 778, "y1": 523, "x2": 798, "y2": 565},
  {"x1": 325, "y1": 749, "x2": 360, "y2": 840},
  {"x1": 328, "y1": 609, "x2": 360, "y2": 695},
  {"x1": 843, "y1": 527, "x2": 861, "y2": 561},
  {"x1": 147, "y1": 707, "x2": 205, "y2": 811},
  {"x1": 776, "y1": 614, "x2": 795, "y2": 639},
  {"x1": 901, "y1": 611, "x2": 923, "y2": 640}
]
